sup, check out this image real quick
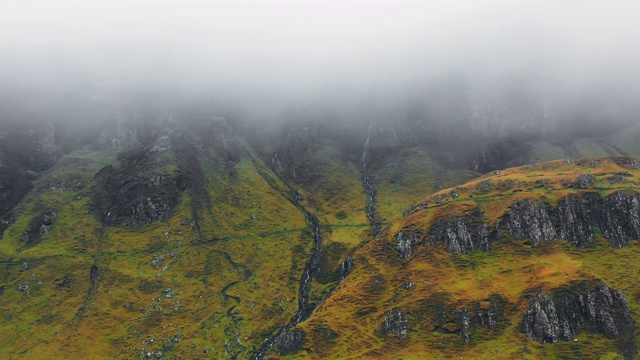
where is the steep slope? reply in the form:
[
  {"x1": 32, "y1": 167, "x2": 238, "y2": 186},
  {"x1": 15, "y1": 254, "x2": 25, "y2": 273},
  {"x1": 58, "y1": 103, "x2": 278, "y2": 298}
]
[
  {"x1": 279, "y1": 157, "x2": 640, "y2": 360},
  {"x1": 0, "y1": 119, "x2": 317, "y2": 359}
]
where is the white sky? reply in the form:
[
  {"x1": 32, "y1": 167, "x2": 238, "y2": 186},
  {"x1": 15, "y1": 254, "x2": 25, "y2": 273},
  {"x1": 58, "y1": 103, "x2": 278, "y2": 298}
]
[{"x1": 0, "y1": 1, "x2": 638, "y2": 98}]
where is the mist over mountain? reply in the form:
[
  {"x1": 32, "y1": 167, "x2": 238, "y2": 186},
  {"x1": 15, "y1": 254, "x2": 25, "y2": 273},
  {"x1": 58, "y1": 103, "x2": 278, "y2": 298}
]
[{"x1": 1, "y1": 1, "x2": 640, "y2": 359}]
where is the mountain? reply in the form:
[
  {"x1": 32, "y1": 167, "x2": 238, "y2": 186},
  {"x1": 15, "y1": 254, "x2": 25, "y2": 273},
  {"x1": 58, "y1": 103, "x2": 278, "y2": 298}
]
[
  {"x1": 288, "y1": 157, "x2": 640, "y2": 359},
  {"x1": 0, "y1": 100, "x2": 639, "y2": 359}
]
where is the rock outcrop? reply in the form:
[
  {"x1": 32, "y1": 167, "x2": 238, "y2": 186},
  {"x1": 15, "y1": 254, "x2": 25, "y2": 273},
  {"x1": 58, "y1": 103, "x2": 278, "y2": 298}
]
[
  {"x1": 396, "y1": 230, "x2": 422, "y2": 259},
  {"x1": 523, "y1": 281, "x2": 635, "y2": 356},
  {"x1": 276, "y1": 329, "x2": 305, "y2": 356},
  {"x1": 339, "y1": 256, "x2": 355, "y2": 280},
  {"x1": 21, "y1": 209, "x2": 56, "y2": 245},
  {"x1": 556, "y1": 194, "x2": 594, "y2": 248},
  {"x1": 91, "y1": 149, "x2": 185, "y2": 227},
  {"x1": 573, "y1": 173, "x2": 597, "y2": 189},
  {"x1": 498, "y1": 199, "x2": 556, "y2": 245},
  {"x1": 433, "y1": 294, "x2": 507, "y2": 343},
  {"x1": 599, "y1": 191, "x2": 640, "y2": 247},
  {"x1": 429, "y1": 210, "x2": 490, "y2": 254},
  {"x1": 496, "y1": 191, "x2": 640, "y2": 248},
  {"x1": 412, "y1": 190, "x2": 640, "y2": 253},
  {"x1": 379, "y1": 308, "x2": 409, "y2": 339}
]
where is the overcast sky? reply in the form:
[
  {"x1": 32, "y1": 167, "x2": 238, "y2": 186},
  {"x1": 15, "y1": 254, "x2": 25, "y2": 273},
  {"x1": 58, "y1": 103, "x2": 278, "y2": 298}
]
[{"x1": 0, "y1": 1, "x2": 638, "y2": 105}]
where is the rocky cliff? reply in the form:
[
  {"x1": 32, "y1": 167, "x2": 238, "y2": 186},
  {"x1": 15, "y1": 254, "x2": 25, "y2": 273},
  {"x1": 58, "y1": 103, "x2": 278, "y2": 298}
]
[{"x1": 524, "y1": 281, "x2": 636, "y2": 358}]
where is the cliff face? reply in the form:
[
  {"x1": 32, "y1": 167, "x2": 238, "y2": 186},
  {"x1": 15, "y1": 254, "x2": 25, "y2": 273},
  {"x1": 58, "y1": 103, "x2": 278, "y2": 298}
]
[
  {"x1": 395, "y1": 190, "x2": 640, "y2": 259},
  {"x1": 553, "y1": 191, "x2": 640, "y2": 248},
  {"x1": 524, "y1": 281, "x2": 636, "y2": 358},
  {"x1": 556, "y1": 194, "x2": 594, "y2": 248},
  {"x1": 600, "y1": 191, "x2": 640, "y2": 247},
  {"x1": 91, "y1": 150, "x2": 185, "y2": 227},
  {"x1": 429, "y1": 210, "x2": 490, "y2": 254},
  {"x1": 498, "y1": 199, "x2": 557, "y2": 246}
]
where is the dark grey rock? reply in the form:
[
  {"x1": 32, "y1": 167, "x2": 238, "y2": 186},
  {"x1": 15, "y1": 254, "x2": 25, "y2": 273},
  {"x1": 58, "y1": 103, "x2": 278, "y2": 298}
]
[
  {"x1": 456, "y1": 308, "x2": 471, "y2": 342},
  {"x1": 607, "y1": 174, "x2": 629, "y2": 184},
  {"x1": 573, "y1": 174, "x2": 597, "y2": 189},
  {"x1": 91, "y1": 148, "x2": 185, "y2": 227},
  {"x1": 396, "y1": 230, "x2": 422, "y2": 259},
  {"x1": 429, "y1": 210, "x2": 489, "y2": 254},
  {"x1": 379, "y1": 308, "x2": 409, "y2": 339},
  {"x1": 163, "y1": 339, "x2": 174, "y2": 351},
  {"x1": 277, "y1": 329, "x2": 305, "y2": 356},
  {"x1": 402, "y1": 281, "x2": 416, "y2": 290},
  {"x1": 523, "y1": 281, "x2": 635, "y2": 351},
  {"x1": 599, "y1": 191, "x2": 640, "y2": 247},
  {"x1": 21, "y1": 209, "x2": 56, "y2": 245},
  {"x1": 339, "y1": 256, "x2": 354, "y2": 280},
  {"x1": 498, "y1": 199, "x2": 556, "y2": 245},
  {"x1": 557, "y1": 195, "x2": 594, "y2": 248},
  {"x1": 433, "y1": 294, "x2": 508, "y2": 343},
  {"x1": 90, "y1": 265, "x2": 99, "y2": 285}
]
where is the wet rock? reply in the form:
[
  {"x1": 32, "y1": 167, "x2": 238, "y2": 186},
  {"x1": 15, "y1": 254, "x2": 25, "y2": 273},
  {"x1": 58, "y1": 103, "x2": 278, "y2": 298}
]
[
  {"x1": 277, "y1": 329, "x2": 305, "y2": 356},
  {"x1": 573, "y1": 174, "x2": 597, "y2": 189},
  {"x1": 556, "y1": 195, "x2": 594, "y2": 248},
  {"x1": 91, "y1": 149, "x2": 184, "y2": 227},
  {"x1": 379, "y1": 308, "x2": 409, "y2": 339},
  {"x1": 599, "y1": 191, "x2": 640, "y2": 247},
  {"x1": 21, "y1": 209, "x2": 56, "y2": 245},
  {"x1": 498, "y1": 199, "x2": 556, "y2": 245},
  {"x1": 339, "y1": 256, "x2": 354, "y2": 280},
  {"x1": 396, "y1": 230, "x2": 422, "y2": 259},
  {"x1": 456, "y1": 308, "x2": 472, "y2": 342},
  {"x1": 523, "y1": 294, "x2": 565, "y2": 343},
  {"x1": 429, "y1": 210, "x2": 489, "y2": 254},
  {"x1": 523, "y1": 281, "x2": 635, "y2": 350}
]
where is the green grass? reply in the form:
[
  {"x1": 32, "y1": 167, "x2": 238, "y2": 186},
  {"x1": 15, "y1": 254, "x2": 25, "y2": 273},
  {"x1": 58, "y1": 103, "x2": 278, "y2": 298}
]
[
  {"x1": 0, "y1": 144, "x2": 316, "y2": 359},
  {"x1": 292, "y1": 157, "x2": 640, "y2": 360},
  {"x1": 373, "y1": 146, "x2": 477, "y2": 224}
]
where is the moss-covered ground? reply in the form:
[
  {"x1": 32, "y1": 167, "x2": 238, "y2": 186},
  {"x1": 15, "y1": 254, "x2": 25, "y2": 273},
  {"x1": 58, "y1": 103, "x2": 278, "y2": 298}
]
[
  {"x1": 0, "y1": 145, "x2": 314, "y2": 359},
  {"x1": 288, "y1": 157, "x2": 640, "y2": 359}
]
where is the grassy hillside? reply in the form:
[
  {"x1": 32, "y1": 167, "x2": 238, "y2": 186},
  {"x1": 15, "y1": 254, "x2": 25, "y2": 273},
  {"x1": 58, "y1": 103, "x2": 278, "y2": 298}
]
[
  {"x1": 0, "y1": 142, "x2": 314, "y2": 359},
  {"x1": 287, "y1": 157, "x2": 640, "y2": 359}
]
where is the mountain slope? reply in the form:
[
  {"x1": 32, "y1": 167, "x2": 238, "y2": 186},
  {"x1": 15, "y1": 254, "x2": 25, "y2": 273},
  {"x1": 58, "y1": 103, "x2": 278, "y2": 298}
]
[
  {"x1": 282, "y1": 157, "x2": 640, "y2": 360},
  {"x1": 0, "y1": 123, "x2": 317, "y2": 359}
]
